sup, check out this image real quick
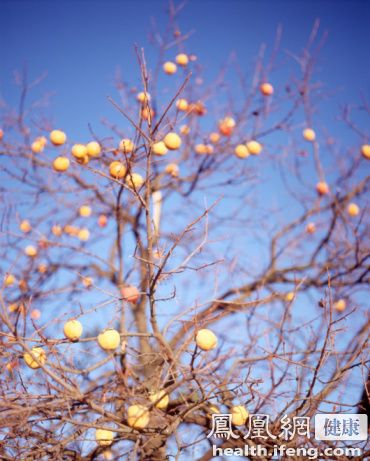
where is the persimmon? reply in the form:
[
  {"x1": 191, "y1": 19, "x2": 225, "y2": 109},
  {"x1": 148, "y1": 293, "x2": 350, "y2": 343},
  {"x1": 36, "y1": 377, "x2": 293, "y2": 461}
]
[
  {"x1": 260, "y1": 82, "x2": 274, "y2": 96},
  {"x1": 195, "y1": 329, "x2": 217, "y2": 351},
  {"x1": 50, "y1": 130, "x2": 67, "y2": 146},
  {"x1": 163, "y1": 133, "x2": 181, "y2": 150},
  {"x1": 303, "y1": 128, "x2": 316, "y2": 142},
  {"x1": 163, "y1": 61, "x2": 177, "y2": 74},
  {"x1": 64, "y1": 319, "x2": 83, "y2": 341}
]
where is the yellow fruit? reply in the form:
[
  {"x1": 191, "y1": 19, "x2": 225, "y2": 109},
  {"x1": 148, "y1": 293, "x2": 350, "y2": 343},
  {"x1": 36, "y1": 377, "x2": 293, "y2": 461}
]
[
  {"x1": 19, "y1": 279, "x2": 28, "y2": 292},
  {"x1": 347, "y1": 203, "x2": 360, "y2": 217},
  {"x1": 306, "y1": 222, "x2": 316, "y2": 234},
  {"x1": 20, "y1": 220, "x2": 31, "y2": 233},
  {"x1": 231, "y1": 405, "x2": 249, "y2": 426},
  {"x1": 126, "y1": 173, "x2": 144, "y2": 189},
  {"x1": 163, "y1": 61, "x2": 177, "y2": 74},
  {"x1": 361, "y1": 144, "x2": 370, "y2": 159},
  {"x1": 4, "y1": 274, "x2": 15, "y2": 286},
  {"x1": 176, "y1": 98, "x2": 189, "y2": 111},
  {"x1": 64, "y1": 319, "x2": 83, "y2": 341},
  {"x1": 52, "y1": 225, "x2": 63, "y2": 237},
  {"x1": 77, "y1": 154, "x2": 89, "y2": 165},
  {"x1": 246, "y1": 140, "x2": 262, "y2": 155},
  {"x1": 98, "y1": 329, "x2": 120, "y2": 350},
  {"x1": 209, "y1": 132, "x2": 220, "y2": 144},
  {"x1": 218, "y1": 117, "x2": 236, "y2": 136},
  {"x1": 82, "y1": 276, "x2": 93, "y2": 288},
  {"x1": 8, "y1": 303, "x2": 19, "y2": 313},
  {"x1": 195, "y1": 144, "x2": 214, "y2": 155},
  {"x1": 95, "y1": 429, "x2": 114, "y2": 447},
  {"x1": 152, "y1": 141, "x2": 168, "y2": 156},
  {"x1": 260, "y1": 82, "x2": 274, "y2": 96},
  {"x1": 23, "y1": 347, "x2": 46, "y2": 369},
  {"x1": 38, "y1": 136, "x2": 47, "y2": 147},
  {"x1": 109, "y1": 161, "x2": 126, "y2": 179},
  {"x1": 303, "y1": 128, "x2": 316, "y2": 142},
  {"x1": 79, "y1": 205, "x2": 92, "y2": 217},
  {"x1": 31, "y1": 140, "x2": 44, "y2": 153},
  {"x1": 164, "y1": 133, "x2": 182, "y2": 150},
  {"x1": 235, "y1": 144, "x2": 250, "y2": 159},
  {"x1": 176, "y1": 53, "x2": 189, "y2": 66},
  {"x1": 334, "y1": 299, "x2": 346, "y2": 312},
  {"x1": 64, "y1": 225, "x2": 79, "y2": 236},
  {"x1": 86, "y1": 141, "x2": 101, "y2": 157},
  {"x1": 78, "y1": 228, "x2": 90, "y2": 241},
  {"x1": 30, "y1": 309, "x2": 41, "y2": 320},
  {"x1": 25, "y1": 245, "x2": 37, "y2": 257},
  {"x1": 50, "y1": 130, "x2": 67, "y2": 146},
  {"x1": 137, "y1": 92, "x2": 151, "y2": 103},
  {"x1": 180, "y1": 125, "x2": 190, "y2": 135},
  {"x1": 127, "y1": 404, "x2": 150, "y2": 429},
  {"x1": 316, "y1": 181, "x2": 329, "y2": 196},
  {"x1": 149, "y1": 390, "x2": 169, "y2": 410},
  {"x1": 195, "y1": 329, "x2": 218, "y2": 351},
  {"x1": 53, "y1": 156, "x2": 70, "y2": 172},
  {"x1": 165, "y1": 163, "x2": 179, "y2": 177},
  {"x1": 194, "y1": 143, "x2": 206, "y2": 155},
  {"x1": 141, "y1": 106, "x2": 154, "y2": 121},
  {"x1": 38, "y1": 264, "x2": 47, "y2": 274},
  {"x1": 285, "y1": 291, "x2": 295, "y2": 302},
  {"x1": 71, "y1": 144, "x2": 88, "y2": 159},
  {"x1": 119, "y1": 138, "x2": 134, "y2": 153},
  {"x1": 6, "y1": 360, "x2": 19, "y2": 372}
]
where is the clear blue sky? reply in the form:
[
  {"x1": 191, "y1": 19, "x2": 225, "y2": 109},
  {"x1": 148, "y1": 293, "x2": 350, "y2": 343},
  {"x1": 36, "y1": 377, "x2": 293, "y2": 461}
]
[{"x1": 1, "y1": 0, "x2": 369, "y2": 138}]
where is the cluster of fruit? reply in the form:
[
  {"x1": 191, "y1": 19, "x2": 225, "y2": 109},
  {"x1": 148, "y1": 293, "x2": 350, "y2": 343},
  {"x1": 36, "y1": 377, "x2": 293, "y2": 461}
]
[
  {"x1": 2, "y1": 76, "x2": 367, "y2": 196},
  {"x1": 21, "y1": 310, "x2": 251, "y2": 442}
]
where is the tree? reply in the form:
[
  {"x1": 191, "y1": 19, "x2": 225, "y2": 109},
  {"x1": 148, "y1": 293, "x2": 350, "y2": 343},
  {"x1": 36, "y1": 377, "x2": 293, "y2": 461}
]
[{"x1": 0, "y1": 5, "x2": 369, "y2": 461}]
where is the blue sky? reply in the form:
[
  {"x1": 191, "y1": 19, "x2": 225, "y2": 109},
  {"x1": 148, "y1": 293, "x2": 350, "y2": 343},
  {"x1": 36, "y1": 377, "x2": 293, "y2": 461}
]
[{"x1": 1, "y1": 0, "x2": 369, "y2": 137}]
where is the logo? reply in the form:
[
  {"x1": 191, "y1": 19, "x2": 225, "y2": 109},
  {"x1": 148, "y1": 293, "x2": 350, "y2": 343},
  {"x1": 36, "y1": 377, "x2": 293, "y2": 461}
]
[{"x1": 314, "y1": 414, "x2": 368, "y2": 441}]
